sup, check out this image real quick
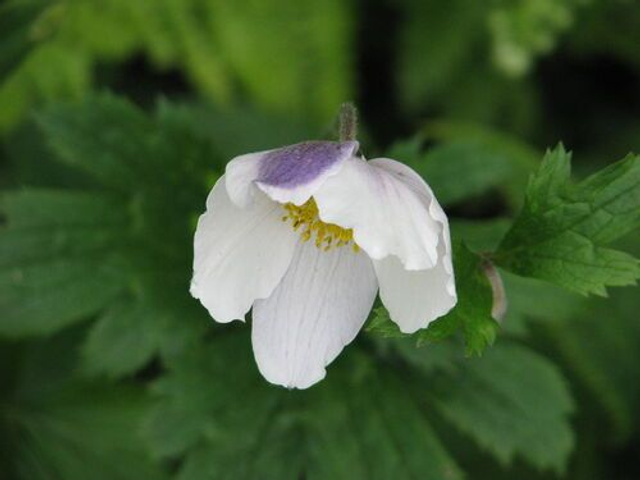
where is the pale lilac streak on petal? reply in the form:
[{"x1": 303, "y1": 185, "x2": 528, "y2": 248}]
[
  {"x1": 191, "y1": 176, "x2": 297, "y2": 322},
  {"x1": 252, "y1": 241, "x2": 378, "y2": 389},
  {"x1": 314, "y1": 157, "x2": 441, "y2": 270},
  {"x1": 225, "y1": 141, "x2": 358, "y2": 208},
  {"x1": 256, "y1": 141, "x2": 358, "y2": 206},
  {"x1": 258, "y1": 141, "x2": 359, "y2": 188}
]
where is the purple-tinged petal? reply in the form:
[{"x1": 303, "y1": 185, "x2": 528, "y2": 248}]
[
  {"x1": 257, "y1": 141, "x2": 358, "y2": 189},
  {"x1": 225, "y1": 141, "x2": 358, "y2": 208}
]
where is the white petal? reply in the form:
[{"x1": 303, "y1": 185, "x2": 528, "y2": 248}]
[
  {"x1": 191, "y1": 175, "x2": 298, "y2": 322},
  {"x1": 314, "y1": 157, "x2": 442, "y2": 270},
  {"x1": 371, "y1": 157, "x2": 455, "y2": 292},
  {"x1": 225, "y1": 151, "x2": 268, "y2": 208},
  {"x1": 252, "y1": 241, "x2": 378, "y2": 389},
  {"x1": 367, "y1": 158, "x2": 457, "y2": 333},
  {"x1": 374, "y1": 245, "x2": 457, "y2": 334}
]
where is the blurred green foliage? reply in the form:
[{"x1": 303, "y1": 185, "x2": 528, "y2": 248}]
[
  {"x1": 0, "y1": 0, "x2": 353, "y2": 130},
  {"x1": 1, "y1": 0, "x2": 639, "y2": 479}
]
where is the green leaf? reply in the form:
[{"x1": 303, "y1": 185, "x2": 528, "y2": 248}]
[
  {"x1": 368, "y1": 243, "x2": 499, "y2": 356},
  {"x1": 0, "y1": 95, "x2": 213, "y2": 378},
  {"x1": 0, "y1": 189, "x2": 129, "y2": 336},
  {"x1": 0, "y1": 0, "x2": 58, "y2": 81},
  {"x1": 0, "y1": 333, "x2": 168, "y2": 480},
  {"x1": 143, "y1": 333, "x2": 463, "y2": 480},
  {"x1": 449, "y1": 220, "x2": 587, "y2": 336},
  {"x1": 80, "y1": 299, "x2": 161, "y2": 378},
  {"x1": 0, "y1": 256, "x2": 125, "y2": 337},
  {"x1": 365, "y1": 306, "x2": 410, "y2": 339},
  {"x1": 387, "y1": 339, "x2": 575, "y2": 472},
  {"x1": 435, "y1": 244, "x2": 499, "y2": 355},
  {"x1": 544, "y1": 286, "x2": 640, "y2": 443},
  {"x1": 496, "y1": 145, "x2": 640, "y2": 295},
  {"x1": 37, "y1": 95, "x2": 153, "y2": 189},
  {"x1": 426, "y1": 342, "x2": 575, "y2": 472}
]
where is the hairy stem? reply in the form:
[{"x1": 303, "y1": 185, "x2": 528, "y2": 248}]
[{"x1": 338, "y1": 102, "x2": 358, "y2": 142}]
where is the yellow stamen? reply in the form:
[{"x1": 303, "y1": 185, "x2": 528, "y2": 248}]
[{"x1": 282, "y1": 198, "x2": 359, "y2": 252}]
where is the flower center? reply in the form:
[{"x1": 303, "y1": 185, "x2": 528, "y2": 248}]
[{"x1": 282, "y1": 198, "x2": 359, "y2": 252}]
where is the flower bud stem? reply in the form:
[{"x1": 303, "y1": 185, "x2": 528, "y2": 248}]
[
  {"x1": 481, "y1": 256, "x2": 508, "y2": 322},
  {"x1": 338, "y1": 102, "x2": 358, "y2": 142}
]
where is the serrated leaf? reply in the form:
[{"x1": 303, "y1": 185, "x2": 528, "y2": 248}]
[
  {"x1": 0, "y1": 189, "x2": 133, "y2": 337},
  {"x1": 1, "y1": 333, "x2": 168, "y2": 480},
  {"x1": 395, "y1": 340, "x2": 574, "y2": 473},
  {"x1": 0, "y1": 95, "x2": 213, "y2": 380},
  {"x1": 447, "y1": 218, "x2": 587, "y2": 335},
  {"x1": 0, "y1": 189, "x2": 128, "y2": 338},
  {"x1": 431, "y1": 342, "x2": 575, "y2": 472},
  {"x1": 544, "y1": 286, "x2": 640, "y2": 443},
  {"x1": 496, "y1": 145, "x2": 640, "y2": 295},
  {"x1": 143, "y1": 333, "x2": 463, "y2": 480}
]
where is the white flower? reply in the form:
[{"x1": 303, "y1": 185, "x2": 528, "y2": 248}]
[{"x1": 191, "y1": 140, "x2": 457, "y2": 389}]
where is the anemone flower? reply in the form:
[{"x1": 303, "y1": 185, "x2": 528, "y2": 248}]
[{"x1": 191, "y1": 140, "x2": 457, "y2": 389}]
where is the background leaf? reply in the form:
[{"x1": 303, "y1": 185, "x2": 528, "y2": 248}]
[
  {"x1": 0, "y1": 333, "x2": 167, "y2": 480},
  {"x1": 143, "y1": 333, "x2": 465, "y2": 480},
  {"x1": 428, "y1": 342, "x2": 574, "y2": 472},
  {"x1": 0, "y1": 0, "x2": 354, "y2": 131},
  {"x1": 496, "y1": 145, "x2": 640, "y2": 295}
]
